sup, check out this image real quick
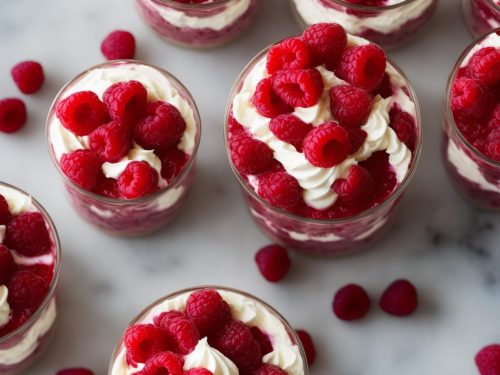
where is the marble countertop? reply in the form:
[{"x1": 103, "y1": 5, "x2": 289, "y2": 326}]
[{"x1": 0, "y1": 0, "x2": 498, "y2": 374}]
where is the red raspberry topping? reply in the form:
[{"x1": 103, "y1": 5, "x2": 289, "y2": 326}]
[
  {"x1": 379, "y1": 279, "x2": 418, "y2": 317},
  {"x1": 89, "y1": 121, "x2": 131, "y2": 163},
  {"x1": 229, "y1": 133, "x2": 274, "y2": 175},
  {"x1": 272, "y1": 69, "x2": 324, "y2": 108},
  {"x1": 258, "y1": 172, "x2": 301, "y2": 210},
  {"x1": 103, "y1": 80, "x2": 147, "y2": 125},
  {"x1": 124, "y1": 324, "x2": 174, "y2": 363},
  {"x1": 184, "y1": 369, "x2": 213, "y2": 375},
  {"x1": 302, "y1": 23, "x2": 347, "y2": 66},
  {"x1": 332, "y1": 284, "x2": 371, "y2": 321},
  {"x1": 18, "y1": 264, "x2": 54, "y2": 285},
  {"x1": 155, "y1": 311, "x2": 200, "y2": 355},
  {"x1": 358, "y1": 151, "x2": 397, "y2": 201},
  {"x1": 333, "y1": 165, "x2": 375, "y2": 205},
  {"x1": 250, "y1": 327, "x2": 273, "y2": 356},
  {"x1": 11, "y1": 61, "x2": 44, "y2": 94},
  {"x1": 343, "y1": 126, "x2": 367, "y2": 154},
  {"x1": 476, "y1": 344, "x2": 500, "y2": 375},
  {"x1": 117, "y1": 161, "x2": 159, "y2": 199},
  {"x1": 101, "y1": 30, "x2": 136, "y2": 60},
  {"x1": 141, "y1": 352, "x2": 184, "y2": 375},
  {"x1": 0, "y1": 98, "x2": 27, "y2": 133},
  {"x1": 60, "y1": 150, "x2": 103, "y2": 191},
  {"x1": 303, "y1": 123, "x2": 350, "y2": 167},
  {"x1": 8, "y1": 271, "x2": 50, "y2": 312},
  {"x1": 210, "y1": 320, "x2": 262, "y2": 372},
  {"x1": 389, "y1": 107, "x2": 417, "y2": 152},
  {"x1": 469, "y1": 47, "x2": 500, "y2": 85},
  {"x1": 451, "y1": 77, "x2": 492, "y2": 123},
  {"x1": 296, "y1": 329, "x2": 316, "y2": 366},
  {"x1": 487, "y1": 140, "x2": 500, "y2": 161},
  {"x1": 255, "y1": 244, "x2": 291, "y2": 282},
  {"x1": 5, "y1": 212, "x2": 51, "y2": 257},
  {"x1": 329, "y1": 85, "x2": 373, "y2": 127},
  {"x1": 134, "y1": 101, "x2": 187, "y2": 151},
  {"x1": 0, "y1": 194, "x2": 11, "y2": 225},
  {"x1": 156, "y1": 147, "x2": 189, "y2": 183},
  {"x1": 266, "y1": 38, "x2": 312, "y2": 74},
  {"x1": 0, "y1": 245, "x2": 15, "y2": 285},
  {"x1": 252, "y1": 78, "x2": 293, "y2": 118},
  {"x1": 371, "y1": 72, "x2": 393, "y2": 99},
  {"x1": 269, "y1": 114, "x2": 312, "y2": 151},
  {"x1": 56, "y1": 369, "x2": 94, "y2": 375},
  {"x1": 185, "y1": 289, "x2": 232, "y2": 337},
  {"x1": 253, "y1": 365, "x2": 288, "y2": 375},
  {"x1": 335, "y1": 44, "x2": 387, "y2": 91},
  {"x1": 0, "y1": 309, "x2": 32, "y2": 337},
  {"x1": 95, "y1": 177, "x2": 121, "y2": 199}
]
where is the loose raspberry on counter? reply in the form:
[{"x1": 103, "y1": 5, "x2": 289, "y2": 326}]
[
  {"x1": 89, "y1": 120, "x2": 131, "y2": 163},
  {"x1": 475, "y1": 344, "x2": 500, "y2": 375},
  {"x1": 303, "y1": 23, "x2": 347, "y2": 67},
  {"x1": 8, "y1": 271, "x2": 50, "y2": 312},
  {"x1": 333, "y1": 284, "x2": 371, "y2": 321},
  {"x1": 56, "y1": 368, "x2": 94, "y2": 375},
  {"x1": 296, "y1": 329, "x2": 316, "y2": 366},
  {"x1": 271, "y1": 68, "x2": 324, "y2": 108},
  {"x1": 124, "y1": 324, "x2": 174, "y2": 363},
  {"x1": 185, "y1": 289, "x2": 232, "y2": 336},
  {"x1": 184, "y1": 369, "x2": 214, "y2": 375},
  {"x1": 140, "y1": 351, "x2": 184, "y2": 375},
  {"x1": 266, "y1": 38, "x2": 312, "y2": 74},
  {"x1": 103, "y1": 80, "x2": 147, "y2": 126},
  {"x1": 118, "y1": 161, "x2": 159, "y2": 199},
  {"x1": 303, "y1": 123, "x2": 350, "y2": 168},
  {"x1": 269, "y1": 114, "x2": 312, "y2": 152},
  {"x1": 56, "y1": 91, "x2": 108, "y2": 136},
  {"x1": 156, "y1": 147, "x2": 189, "y2": 183},
  {"x1": 329, "y1": 85, "x2": 373, "y2": 127},
  {"x1": 451, "y1": 77, "x2": 492, "y2": 123},
  {"x1": 379, "y1": 279, "x2": 418, "y2": 317},
  {"x1": 253, "y1": 364, "x2": 288, "y2": 375},
  {"x1": 255, "y1": 244, "x2": 291, "y2": 283},
  {"x1": 11, "y1": 61, "x2": 45, "y2": 94},
  {"x1": 101, "y1": 30, "x2": 136, "y2": 60},
  {"x1": 258, "y1": 171, "x2": 301, "y2": 210},
  {"x1": 5, "y1": 212, "x2": 52, "y2": 257},
  {"x1": 60, "y1": 150, "x2": 103, "y2": 191},
  {"x1": 333, "y1": 165, "x2": 375, "y2": 205},
  {"x1": 0, "y1": 194, "x2": 11, "y2": 224},
  {"x1": 155, "y1": 311, "x2": 200, "y2": 355},
  {"x1": 469, "y1": 47, "x2": 500, "y2": 85},
  {"x1": 0, "y1": 98, "x2": 27, "y2": 133},
  {"x1": 252, "y1": 78, "x2": 293, "y2": 118},
  {"x1": 250, "y1": 327, "x2": 273, "y2": 356},
  {"x1": 229, "y1": 133, "x2": 274, "y2": 175},
  {"x1": 0, "y1": 245, "x2": 15, "y2": 285}
]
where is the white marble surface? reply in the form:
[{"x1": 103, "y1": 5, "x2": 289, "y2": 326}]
[{"x1": 0, "y1": 0, "x2": 499, "y2": 374}]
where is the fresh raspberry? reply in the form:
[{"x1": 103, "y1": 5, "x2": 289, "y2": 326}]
[
  {"x1": 451, "y1": 77, "x2": 493, "y2": 123},
  {"x1": 11, "y1": 61, "x2": 44, "y2": 94},
  {"x1": 184, "y1": 369, "x2": 213, "y2": 375},
  {"x1": 389, "y1": 107, "x2": 417, "y2": 152},
  {"x1": 303, "y1": 123, "x2": 350, "y2": 167},
  {"x1": 185, "y1": 289, "x2": 232, "y2": 337},
  {"x1": 371, "y1": 72, "x2": 393, "y2": 99},
  {"x1": 255, "y1": 244, "x2": 291, "y2": 282},
  {"x1": 0, "y1": 245, "x2": 15, "y2": 285},
  {"x1": 266, "y1": 38, "x2": 311, "y2": 74},
  {"x1": 488, "y1": 103, "x2": 500, "y2": 128},
  {"x1": 229, "y1": 133, "x2": 274, "y2": 175},
  {"x1": 272, "y1": 69, "x2": 324, "y2": 108},
  {"x1": 468, "y1": 47, "x2": 500, "y2": 85},
  {"x1": 258, "y1": 172, "x2": 301, "y2": 210},
  {"x1": 302, "y1": 23, "x2": 347, "y2": 66},
  {"x1": 18, "y1": 264, "x2": 54, "y2": 284},
  {"x1": 253, "y1": 364, "x2": 288, "y2": 375},
  {"x1": 329, "y1": 85, "x2": 373, "y2": 127},
  {"x1": 124, "y1": 324, "x2": 174, "y2": 363},
  {"x1": 296, "y1": 329, "x2": 316, "y2": 366},
  {"x1": 335, "y1": 44, "x2": 387, "y2": 91},
  {"x1": 94, "y1": 177, "x2": 121, "y2": 199},
  {"x1": 210, "y1": 320, "x2": 262, "y2": 372},
  {"x1": 0, "y1": 194, "x2": 11, "y2": 224},
  {"x1": 155, "y1": 146, "x2": 189, "y2": 183},
  {"x1": 476, "y1": 344, "x2": 500, "y2": 375},
  {"x1": 269, "y1": 114, "x2": 312, "y2": 151},
  {"x1": 333, "y1": 165, "x2": 375, "y2": 205},
  {"x1": 134, "y1": 101, "x2": 187, "y2": 151},
  {"x1": 5, "y1": 212, "x2": 51, "y2": 257},
  {"x1": 0, "y1": 309, "x2": 32, "y2": 337},
  {"x1": 252, "y1": 78, "x2": 293, "y2": 118},
  {"x1": 101, "y1": 30, "x2": 136, "y2": 60},
  {"x1": 379, "y1": 279, "x2": 418, "y2": 317},
  {"x1": 332, "y1": 284, "x2": 371, "y2": 321},
  {"x1": 60, "y1": 150, "x2": 103, "y2": 191},
  {"x1": 343, "y1": 126, "x2": 367, "y2": 154},
  {"x1": 7, "y1": 271, "x2": 50, "y2": 312},
  {"x1": 89, "y1": 121, "x2": 131, "y2": 163},
  {"x1": 0, "y1": 98, "x2": 27, "y2": 133},
  {"x1": 358, "y1": 151, "x2": 397, "y2": 200},
  {"x1": 103, "y1": 80, "x2": 147, "y2": 125},
  {"x1": 155, "y1": 311, "x2": 200, "y2": 355},
  {"x1": 250, "y1": 327, "x2": 273, "y2": 356},
  {"x1": 141, "y1": 352, "x2": 184, "y2": 375},
  {"x1": 117, "y1": 161, "x2": 159, "y2": 199},
  {"x1": 487, "y1": 140, "x2": 500, "y2": 161},
  {"x1": 56, "y1": 369, "x2": 94, "y2": 375}
]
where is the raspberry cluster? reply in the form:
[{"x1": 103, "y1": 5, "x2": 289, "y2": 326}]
[{"x1": 55, "y1": 80, "x2": 189, "y2": 200}]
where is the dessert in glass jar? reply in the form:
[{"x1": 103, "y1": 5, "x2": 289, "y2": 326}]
[
  {"x1": 134, "y1": 0, "x2": 261, "y2": 48},
  {"x1": 225, "y1": 23, "x2": 421, "y2": 256},
  {"x1": 442, "y1": 29, "x2": 500, "y2": 210},
  {"x1": 0, "y1": 182, "x2": 60, "y2": 374},
  {"x1": 463, "y1": 0, "x2": 500, "y2": 37},
  {"x1": 46, "y1": 60, "x2": 201, "y2": 236},
  {"x1": 290, "y1": 0, "x2": 438, "y2": 49},
  {"x1": 109, "y1": 286, "x2": 308, "y2": 375}
]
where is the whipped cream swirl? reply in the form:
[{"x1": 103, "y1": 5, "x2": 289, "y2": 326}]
[{"x1": 184, "y1": 338, "x2": 239, "y2": 375}]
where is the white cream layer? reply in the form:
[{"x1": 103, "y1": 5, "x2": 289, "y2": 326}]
[{"x1": 0, "y1": 287, "x2": 10, "y2": 328}]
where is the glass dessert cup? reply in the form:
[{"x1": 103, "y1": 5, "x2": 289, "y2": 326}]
[
  {"x1": 46, "y1": 60, "x2": 202, "y2": 236},
  {"x1": 290, "y1": 0, "x2": 438, "y2": 49},
  {"x1": 134, "y1": 0, "x2": 261, "y2": 48},
  {"x1": 463, "y1": 0, "x2": 500, "y2": 38},
  {"x1": 108, "y1": 286, "x2": 309, "y2": 375},
  {"x1": 225, "y1": 46, "x2": 422, "y2": 257},
  {"x1": 0, "y1": 182, "x2": 61, "y2": 375}
]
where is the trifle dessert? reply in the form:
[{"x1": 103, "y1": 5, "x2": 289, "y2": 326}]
[
  {"x1": 46, "y1": 60, "x2": 201, "y2": 236},
  {"x1": 0, "y1": 182, "x2": 60, "y2": 374},
  {"x1": 109, "y1": 287, "x2": 307, "y2": 375},
  {"x1": 290, "y1": 0, "x2": 438, "y2": 49},
  {"x1": 225, "y1": 23, "x2": 421, "y2": 255},
  {"x1": 443, "y1": 29, "x2": 500, "y2": 210},
  {"x1": 463, "y1": 0, "x2": 500, "y2": 37},
  {"x1": 134, "y1": 0, "x2": 261, "y2": 48}
]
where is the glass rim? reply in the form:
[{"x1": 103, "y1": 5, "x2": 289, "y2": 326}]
[
  {"x1": 444, "y1": 27, "x2": 500, "y2": 168},
  {"x1": 325, "y1": 0, "x2": 421, "y2": 11},
  {"x1": 45, "y1": 59, "x2": 202, "y2": 205},
  {"x1": 224, "y1": 42, "x2": 423, "y2": 225},
  {"x1": 0, "y1": 181, "x2": 61, "y2": 344},
  {"x1": 108, "y1": 285, "x2": 309, "y2": 375},
  {"x1": 155, "y1": 0, "x2": 234, "y2": 9}
]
